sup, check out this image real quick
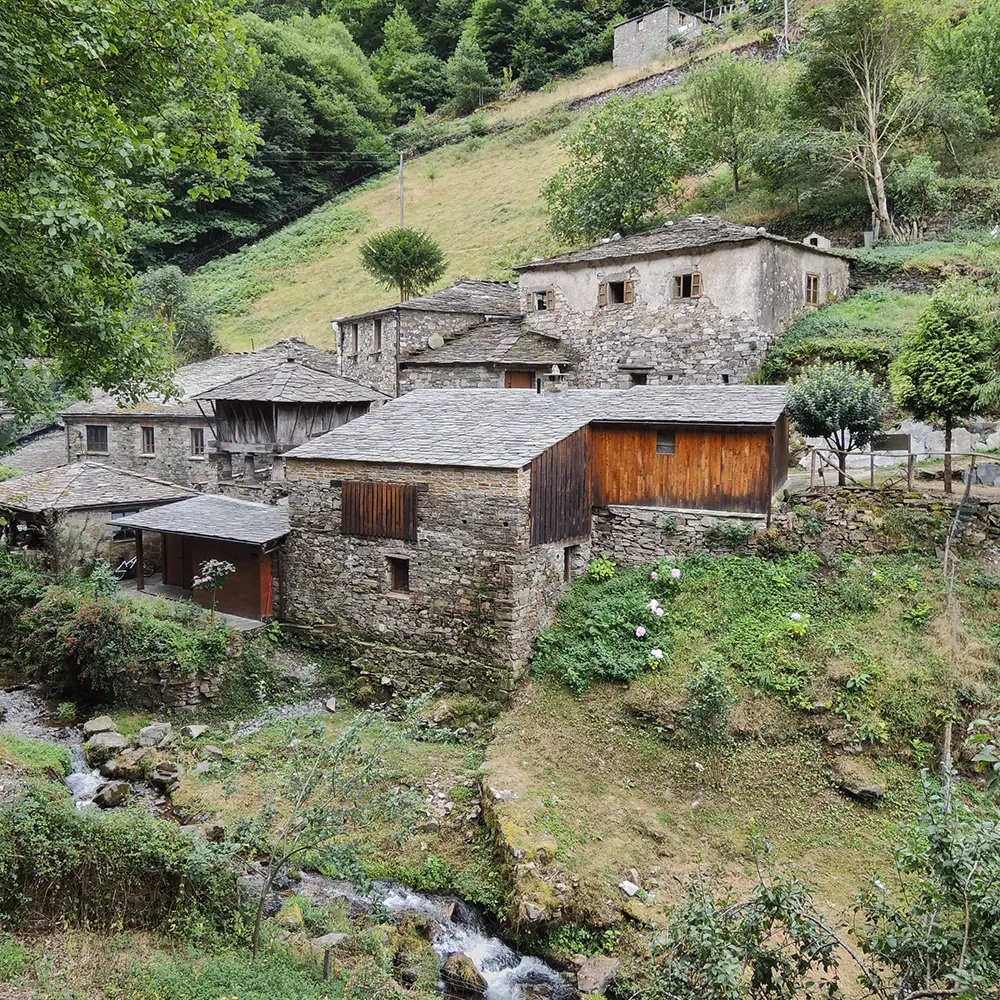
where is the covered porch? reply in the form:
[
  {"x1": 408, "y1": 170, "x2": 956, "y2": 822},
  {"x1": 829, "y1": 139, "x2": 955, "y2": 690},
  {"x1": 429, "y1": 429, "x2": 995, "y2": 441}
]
[
  {"x1": 110, "y1": 494, "x2": 290, "y2": 622},
  {"x1": 119, "y1": 574, "x2": 269, "y2": 632}
]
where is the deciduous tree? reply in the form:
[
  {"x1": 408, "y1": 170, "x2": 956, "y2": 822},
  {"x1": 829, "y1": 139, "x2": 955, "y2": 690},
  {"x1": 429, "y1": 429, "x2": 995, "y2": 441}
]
[
  {"x1": 359, "y1": 228, "x2": 447, "y2": 301},
  {"x1": 542, "y1": 94, "x2": 686, "y2": 243},
  {"x1": 787, "y1": 362, "x2": 889, "y2": 485},
  {"x1": 136, "y1": 267, "x2": 219, "y2": 365},
  {"x1": 890, "y1": 279, "x2": 1000, "y2": 493},
  {"x1": 372, "y1": 4, "x2": 448, "y2": 122}
]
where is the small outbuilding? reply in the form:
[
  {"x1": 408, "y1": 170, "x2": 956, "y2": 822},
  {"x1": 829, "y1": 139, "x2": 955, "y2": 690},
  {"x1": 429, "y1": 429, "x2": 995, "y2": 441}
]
[
  {"x1": 0, "y1": 462, "x2": 193, "y2": 572},
  {"x1": 110, "y1": 494, "x2": 290, "y2": 621},
  {"x1": 613, "y1": 5, "x2": 706, "y2": 69}
]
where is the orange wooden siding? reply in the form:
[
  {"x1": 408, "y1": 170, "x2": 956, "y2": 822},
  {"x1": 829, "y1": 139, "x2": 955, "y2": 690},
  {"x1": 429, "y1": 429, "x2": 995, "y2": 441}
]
[{"x1": 589, "y1": 423, "x2": 776, "y2": 513}]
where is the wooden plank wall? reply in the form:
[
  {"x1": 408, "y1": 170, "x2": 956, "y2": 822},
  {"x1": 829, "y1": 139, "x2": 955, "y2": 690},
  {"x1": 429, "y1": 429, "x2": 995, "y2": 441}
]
[
  {"x1": 341, "y1": 481, "x2": 418, "y2": 541},
  {"x1": 530, "y1": 427, "x2": 591, "y2": 545},
  {"x1": 589, "y1": 423, "x2": 775, "y2": 513}
]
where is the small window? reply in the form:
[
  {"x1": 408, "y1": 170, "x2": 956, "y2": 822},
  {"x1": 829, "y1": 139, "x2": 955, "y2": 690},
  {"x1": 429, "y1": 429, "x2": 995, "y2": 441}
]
[
  {"x1": 809, "y1": 236, "x2": 819, "y2": 247},
  {"x1": 563, "y1": 544, "x2": 578, "y2": 583},
  {"x1": 373, "y1": 317, "x2": 382, "y2": 352},
  {"x1": 190, "y1": 427, "x2": 205, "y2": 456},
  {"x1": 86, "y1": 425, "x2": 108, "y2": 453},
  {"x1": 679, "y1": 12, "x2": 687, "y2": 23},
  {"x1": 673, "y1": 272, "x2": 702, "y2": 299},
  {"x1": 656, "y1": 431, "x2": 676, "y2": 455},
  {"x1": 527, "y1": 289, "x2": 554, "y2": 312},
  {"x1": 721, "y1": 374, "x2": 730, "y2": 385},
  {"x1": 630, "y1": 372, "x2": 648, "y2": 386},
  {"x1": 140, "y1": 426, "x2": 155, "y2": 455},
  {"x1": 806, "y1": 273, "x2": 820, "y2": 306},
  {"x1": 350, "y1": 323, "x2": 359, "y2": 354},
  {"x1": 388, "y1": 556, "x2": 410, "y2": 593},
  {"x1": 636, "y1": 16, "x2": 644, "y2": 30},
  {"x1": 111, "y1": 510, "x2": 138, "y2": 541}
]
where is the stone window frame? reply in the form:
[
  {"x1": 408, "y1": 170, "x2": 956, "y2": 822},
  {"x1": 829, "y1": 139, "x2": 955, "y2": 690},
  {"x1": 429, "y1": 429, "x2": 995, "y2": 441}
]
[
  {"x1": 140, "y1": 425, "x2": 155, "y2": 456},
  {"x1": 672, "y1": 271, "x2": 703, "y2": 300},
  {"x1": 111, "y1": 509, "x2": 139, "y2": 541},
  {"x1": 190, "y1": 426, "x2": 206, "y2": 457},
  {"x1": 85, "y1": 424, "x2": 109, "y2": 454},
  {"x1": 373, "y1": 316, "x2": 383, "y2": 354},
  {"x1": 563, "y1": 543, "x2": 580, "y2": 582},
  {"x1": 525, "y1": 287, "x2": 555, "y2": 312},
  {"x1": 805, "y1": 272, "x2": 821, "y2": 306}
]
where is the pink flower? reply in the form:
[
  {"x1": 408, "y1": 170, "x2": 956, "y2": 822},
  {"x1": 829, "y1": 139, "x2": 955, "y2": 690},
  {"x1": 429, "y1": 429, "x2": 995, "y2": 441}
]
[
  {"x1": 649, "y1": 599, "x2": 659, "y2": 611},
  {"x1": 651, "y1": 571, "x2": 659, "y2": 581},
  {"x1": 655, "y1": 607, "x2": 665, "y2": 617},
  {"x1": 671, "y1": 568, "x2": 682, "y2": 579},
  {"x1": 636, "y1": 626, "x2": 646, "y2": 638}
]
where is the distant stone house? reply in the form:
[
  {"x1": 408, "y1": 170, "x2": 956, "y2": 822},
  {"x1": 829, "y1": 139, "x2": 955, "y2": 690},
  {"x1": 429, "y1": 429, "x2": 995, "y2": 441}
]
[
  {"x1": 514, "y1": 216, "x2": 850, "y2": 388},
  {"x1": 281, "y1": 384, "x2": 788, "y2": 698},
  {"x1": 62, "y1": 338, "x2": 346, "y2": 490},
  {"x1": 334, "y1": 280, "x2": 521, "y2": 396},
  {"x1": 613, "y1": 5, "x2": 707, "y2": 69},
  {"x1": 0, "y1": 462, "x2": 193, "y2": 573}
]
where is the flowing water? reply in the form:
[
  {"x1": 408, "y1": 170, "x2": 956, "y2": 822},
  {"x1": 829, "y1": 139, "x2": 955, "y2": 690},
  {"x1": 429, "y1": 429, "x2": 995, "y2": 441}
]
[{"x1": 291, "y1": 872, "x2": 578, "y2": 1000}]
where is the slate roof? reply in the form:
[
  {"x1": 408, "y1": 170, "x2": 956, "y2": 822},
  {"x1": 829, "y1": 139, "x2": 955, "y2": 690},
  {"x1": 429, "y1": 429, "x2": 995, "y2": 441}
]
[
  {"x1": 63, "y1": 338, "x2": 340, "y2": 417},
  {"x1": 0, "y1": 462, "x2": 194, "y2": 514},
  {"x1": 191, "y1": 360, "x2": 387, "y2": 404},
  {"x1": 516, "y1": 215, "x2": 844, "y2": 271},
  {"x1": 285, "y1": 385, "x2": 788, "y2": 470},
  {"x1": 402, "y1": 320, "x2": 579, "y2": 368},
  {"x1": 336, "y1": 280, "x2": 520, "y2": 324},
  {"x1": 109, "y1": 494, "x2": 290, "y2": 545},
  {"x1": 615, "y1": 3, "x2": 709, "y2": 27}
]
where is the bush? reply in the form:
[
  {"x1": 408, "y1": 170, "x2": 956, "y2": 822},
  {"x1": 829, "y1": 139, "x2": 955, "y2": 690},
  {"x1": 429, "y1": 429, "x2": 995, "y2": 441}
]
[
  {"x1": 683, "y1": 661, "x2": 735, "y2": 744},
  {"x1": 0, "y1": 935, "x2": 28, "y2": 982}
]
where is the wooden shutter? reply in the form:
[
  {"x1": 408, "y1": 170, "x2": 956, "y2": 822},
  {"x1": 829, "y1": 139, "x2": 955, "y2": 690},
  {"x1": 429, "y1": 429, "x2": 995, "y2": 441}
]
[
  {"x1": 341, "y1": 481, "x2": 417, "y2": 541},
  {"x1": 597, "y1": 282, "x2": 608, "y2": 307},
  {"x1": 691, "y1": 272, "x2": 703, "y2": 298},
  {"x1": 525, "y1": 291, "x2": 534, "y2": 312},
  {"x1": 545, "y1": 289, "x2": 555, "y2": 311},
  {"x1": 673, "y1": 275, "x2": 683, "y2": 299},
  {"x1": 624, "y1": 279, "x2": 635, "y2": 304}
]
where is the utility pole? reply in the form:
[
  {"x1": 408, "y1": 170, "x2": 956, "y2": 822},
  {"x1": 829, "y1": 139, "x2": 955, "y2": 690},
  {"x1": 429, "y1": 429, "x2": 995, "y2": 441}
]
[{"x1": 398, "y1": 151, "x2": 405, "y2": 228}]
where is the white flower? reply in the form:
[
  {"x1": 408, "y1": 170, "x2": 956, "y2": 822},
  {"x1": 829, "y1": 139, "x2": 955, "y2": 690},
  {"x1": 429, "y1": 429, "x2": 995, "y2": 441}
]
[
  {"x1": 635, "y1": 626, "x2": 646, "y2": 638},
  {"x1": 650, "y1": 648, "x2": 664, "y2": 660},
  {"x1": 655, "y1": 607, "x2": 665, "y2": 617},
  {"x1": 670, "y1": 567, "x2": 682, "y2": 579},
  {"x1": 649, "y1": 599, "x2": 660, "y2": 611},
  {"x1": 871, "y1": 570, "x2": 880, "y2": 578},
  {"x1": 650, "y1": 571, "x2": 659, "y2": 581},
  {"x1": 790, "y1": 612, "x2": 802, "y2": 621}
]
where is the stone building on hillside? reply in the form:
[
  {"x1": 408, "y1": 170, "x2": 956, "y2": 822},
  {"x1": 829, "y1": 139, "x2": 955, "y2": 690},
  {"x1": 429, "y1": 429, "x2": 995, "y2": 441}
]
[
  {"x1": 281, "y1": 384, "x2": 788, "y2": 698},
  {"x1": 61, "y1": 338, "x2": 350, "y2": 490},
  {"x1": 514, "y1": 216, "x2": 850, "y2": 388},
  {"x1": 613, "y1": 5, "x2": 707, "y2": 69},
  {"x1": 0, "y1": 462, "x2": 193, "y2": 573},
  {"x1": 334, "y1": 280, "x2": 521, "y2": 396}
]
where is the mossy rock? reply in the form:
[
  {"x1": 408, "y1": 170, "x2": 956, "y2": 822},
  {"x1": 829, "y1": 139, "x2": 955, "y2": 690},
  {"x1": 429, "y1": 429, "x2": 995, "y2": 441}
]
[{"x1": 394, "y1": 929, "x2": 439, "y2": 990}]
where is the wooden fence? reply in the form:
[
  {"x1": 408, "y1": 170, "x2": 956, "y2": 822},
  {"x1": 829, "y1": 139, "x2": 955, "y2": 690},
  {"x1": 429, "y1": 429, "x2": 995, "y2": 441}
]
[{"x1": 806, "y1": 448, "x2": 989, "y2": 492}]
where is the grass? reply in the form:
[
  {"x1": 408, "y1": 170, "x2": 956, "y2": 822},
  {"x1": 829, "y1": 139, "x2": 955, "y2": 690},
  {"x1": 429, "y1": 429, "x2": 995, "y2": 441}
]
[{"x1": 0, "y1": 728, "x2": 71, "y2": 778}]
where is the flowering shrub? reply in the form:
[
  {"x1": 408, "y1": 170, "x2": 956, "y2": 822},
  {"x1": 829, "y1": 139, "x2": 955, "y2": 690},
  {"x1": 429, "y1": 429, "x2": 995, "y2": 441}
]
[{"x1": 192, "y1": 559, "x2": 236, "y2": 618}]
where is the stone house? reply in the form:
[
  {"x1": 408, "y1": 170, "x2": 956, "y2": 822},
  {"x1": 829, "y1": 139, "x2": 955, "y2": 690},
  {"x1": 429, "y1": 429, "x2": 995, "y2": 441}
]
[
  {"x1": 514, "y1": 216, "x2": 850, "y2": 388},
  {"x1": 280, "y1": 384, "x2": 788, "y2": 698},
  {"x1": 334, "y1": 280, "x2": 521, "y2": 396},
  {"x1": 61, "y1": 338, "x2": 345, "y2": 490},
  {"x1": 613, "y1": 5, "x2": 707, "y2": 68},
  {"x1": 0, "y1": 462, "x2": 193, "y2": 573}
]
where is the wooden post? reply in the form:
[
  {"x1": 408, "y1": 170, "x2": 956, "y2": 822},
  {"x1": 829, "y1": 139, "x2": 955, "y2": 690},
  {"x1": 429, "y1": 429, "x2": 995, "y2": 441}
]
[
  {"x1": 809, "y1": 449, "x2": 816, "y2": 489},
  {"x1": 907, "y1": 453, "x2": 915, "y2": 490},
  {"x1": 323, "y1": 949, "x2": 332, "y2": 982},
  {"x1": 869, "y1": 450, "x2": 875, "y2": 487},
  {"x1": 135, "y1": 529, "x2": 145, "y2": 591}
]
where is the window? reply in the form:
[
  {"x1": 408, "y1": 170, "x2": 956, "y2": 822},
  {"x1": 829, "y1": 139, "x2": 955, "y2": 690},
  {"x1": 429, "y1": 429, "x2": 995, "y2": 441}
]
[
  {"x1": 808, "y1": 236, "x2": 820, "y2": 247},
  {"x1": 673, "y1": 272, "x2": 702, "y2": 299},
  {"x1": 630, "y1": 372, "x2": 648, "y2": 386},
  {"x1": 805, "y1": 273, "x2": 820, "y2": 306},
  {"x1": 350, "y1": 322, "x2": 359, "y2": 354},
  {"x1": 85, "y1": 425, "x2": 108, "y2": 453},
  {"x1": 111, "y1": 510, "x2": 138, "y2": 541},
  {"x1": 563, "y1": 544, "x2": 578, "y2": 583},
  {"x1": 679, "y1": 12, "x2": 687, "y2": 23},
  {"x1": 656, "y1": 430, "x2": 676, "y2": 455},
  {"x1": 190, "y1": 427, "x2": 205, "y2": 456},
  {"x1": 140, "y1": 425, "x2": 155, "y2": 455},
  {"x1": 636, "y1": 16, "x2": 644, "y2": 30},
  {"x1": 388, "y1": 557, "x2": 410, "y2": 593},
  {"x1": 526, "y1": 288, "x2": 554, "y2": 312},
  {"x1": 373, "y1": 317, "x2": 382, "y2": 352},
  {"x1": 505, "y1": 371, "x2": 534, "y2": 389},
  {"x1": 600, "y1": 280, "x2": 635, "y2": 306},
  {"x1": 341, "y1": 481, "x2": 418, "y2": 540},
  {"x1": 721, "y1": 374, "x2": 730, "y2": 385}
]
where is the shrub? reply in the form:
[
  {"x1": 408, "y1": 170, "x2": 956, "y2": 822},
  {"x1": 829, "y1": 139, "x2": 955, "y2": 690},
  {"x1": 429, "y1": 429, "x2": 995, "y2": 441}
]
[
  {"x1": 586, "y1": 555, "x2": 616, "y2": 582},
  {"x1": 683, "y1": 660, "x2": 735, "y2": 744}
]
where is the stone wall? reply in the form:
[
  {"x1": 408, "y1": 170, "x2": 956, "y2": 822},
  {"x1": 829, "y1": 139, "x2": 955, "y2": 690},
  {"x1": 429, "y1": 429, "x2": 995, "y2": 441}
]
[
  {"x1": 283, "y1": 458, "x2": 585, "y2": 698},
  {"x1": 613, "y1": 6, "x2": 704, "y2": 68},
  {"x1": 65, "y1": 414, "x2": 216, "y2": 490},
  {"x1": 46, "y1": 508, "x2": 163, "y2": 574},
  {"x1": 519, "y1": 241, "x2": 850, "y2": 386},
  {"x1": 399, "y1": 364, "x2": 567, "y2": 391}
]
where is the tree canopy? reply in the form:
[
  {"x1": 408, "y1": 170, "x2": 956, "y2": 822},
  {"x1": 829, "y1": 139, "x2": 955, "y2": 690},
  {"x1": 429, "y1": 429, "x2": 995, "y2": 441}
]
[
  {"x1": 0, "y1": 0, "x2": 258, "y2": 419},
  {"x1": 359, "y1": 227, "x2": 447, "y2": 301},
  {"x1": 134, "y1": 268, "x2": 219, "y2": 366}
]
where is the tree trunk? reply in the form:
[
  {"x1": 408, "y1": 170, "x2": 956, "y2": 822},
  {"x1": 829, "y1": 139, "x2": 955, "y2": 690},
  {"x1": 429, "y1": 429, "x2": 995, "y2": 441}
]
[
  {"x1": 943, "y1": 420, "x2": 953, "y2": 495},
  {"x1": 732, "y1": 158, "x2": 740, "y2": 193},
  {"x1": 838, "y1": 448, "x2": 847, "y2": 487},
  {"x1": 251, "y1": 865, "x2": 278, "y2": 962}
]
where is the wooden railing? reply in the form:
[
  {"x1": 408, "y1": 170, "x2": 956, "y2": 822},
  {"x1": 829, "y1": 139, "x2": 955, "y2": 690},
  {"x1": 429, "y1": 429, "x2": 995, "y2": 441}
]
[{"x1": 806, "y1": 448, "x2": 988, "y2": 492}]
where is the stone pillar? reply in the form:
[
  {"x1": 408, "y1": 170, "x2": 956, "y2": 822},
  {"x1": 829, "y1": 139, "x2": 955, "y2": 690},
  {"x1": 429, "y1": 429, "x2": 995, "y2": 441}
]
[
  {"x1": 218, "y1": 453, "x2": 233, "y2": 480},
  {"x1": 242, "y1": 454, "x2": 256, "y2": 482}
]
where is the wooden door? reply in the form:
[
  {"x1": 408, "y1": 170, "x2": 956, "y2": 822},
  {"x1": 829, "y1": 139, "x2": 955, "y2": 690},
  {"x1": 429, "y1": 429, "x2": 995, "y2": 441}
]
[{"x1": 504, "y1": 371, "x2": 534, "y2": 389}]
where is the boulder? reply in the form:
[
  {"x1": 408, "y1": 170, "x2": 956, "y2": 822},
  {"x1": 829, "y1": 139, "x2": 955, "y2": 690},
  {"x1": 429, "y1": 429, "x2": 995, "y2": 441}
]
[
  {"x1": 577, "y1": 955, "x2": 620, "y2": 996},
  {"x1": 324, "y1": 697, "x2": 338, "y2": 714},
  {"x1": 93, "y1": 780, "x2": 130, "y2": 809},
  {"x1": 151, "y1": 761, "x2": 183, "y2": 791},
  {"x1": 100, "y1": 747, "x2": 151, "y2": 781},
  {"x1": 194, "y1": 761, "x2": 212, "y2": 776},
  {"x1": 830, "y1": 757, "x2": 885, "y2": 805},
  {"x1": 309, "y1": 931, "x2": 348, "y2": 950},
  {"x1": 618, "y1": 880, "x2": 640, "y2": 897},
  {"x1": 277, "y1": 901, "x2": 305, "y2": 929},
  {"x1": 82, "y1": 715, "x2": 116, "y2": 736},
  {"x1": 138, "y1": 722, "x2": 172, "y2": 747},
  {"x1": 201, "y1": 745, "x2": 225, "y2": 760},
  {"x1": 85, "y1": 731, "x2": 130, "y2": 766},
  {"x1": 441, "y1": 953, "x2": 487, "y2": 997},
  {"x1": 180, "y1": 724, "x2": 208, "y2": 739},
  {"x1": 179, "y1": 822, "x2": 225, "y2": 842}
]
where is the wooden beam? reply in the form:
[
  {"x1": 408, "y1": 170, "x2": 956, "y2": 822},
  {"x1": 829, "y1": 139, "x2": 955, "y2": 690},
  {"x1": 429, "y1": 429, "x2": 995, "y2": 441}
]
[{"x1": 135, "y1": 529, "x2": 145, "y2": 591}]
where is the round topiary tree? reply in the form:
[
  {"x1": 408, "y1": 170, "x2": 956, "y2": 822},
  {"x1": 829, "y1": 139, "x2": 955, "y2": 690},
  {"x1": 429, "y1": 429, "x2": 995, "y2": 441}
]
[
  {"x1": 359, "y1": 227, "x2": 447, "y2": 302},
  {"x1": 787, "y1": 362, "x2": 889, "y2": 485}
]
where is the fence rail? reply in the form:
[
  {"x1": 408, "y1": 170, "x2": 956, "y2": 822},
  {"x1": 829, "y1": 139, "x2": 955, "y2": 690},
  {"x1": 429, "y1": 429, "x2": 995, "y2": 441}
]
[{"x1": 805, "y1": 448, "x2": 990, "y2": 493}]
